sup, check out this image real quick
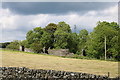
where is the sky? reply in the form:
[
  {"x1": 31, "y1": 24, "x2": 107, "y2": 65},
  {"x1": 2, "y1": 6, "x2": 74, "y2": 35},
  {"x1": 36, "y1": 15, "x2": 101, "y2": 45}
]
[{"x1": 0, "y1": 2, "x2": 118, "y2": 42}]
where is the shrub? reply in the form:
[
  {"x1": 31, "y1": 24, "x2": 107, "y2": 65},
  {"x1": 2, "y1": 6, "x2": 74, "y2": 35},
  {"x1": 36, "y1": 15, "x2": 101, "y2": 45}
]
[
  {"x1": 0, "y1": 42, "x2": 10, "y2": 48},
  {"x1": 6, "y1": 40, "x2": 19, "y2": 50},
  {"x1": 30, "y1": 42, "x2": 43, "y2": 53}
]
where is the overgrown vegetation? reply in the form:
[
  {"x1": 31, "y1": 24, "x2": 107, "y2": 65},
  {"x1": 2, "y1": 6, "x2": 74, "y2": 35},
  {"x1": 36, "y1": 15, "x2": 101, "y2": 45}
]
[
  {"x1": 5, "y1": 21, "x2": 120, "y2": 61},
  {"x1": 0, "y1": 42, "x2": 10, "y2": 48},
  {"x1": 6, "y1": 40, "x2": 19, "y2": 50}
]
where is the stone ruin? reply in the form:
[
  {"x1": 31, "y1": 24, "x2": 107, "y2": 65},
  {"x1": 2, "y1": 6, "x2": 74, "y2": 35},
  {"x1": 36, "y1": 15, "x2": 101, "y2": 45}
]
[
  {"x1": 48, "y1": 49, "x2": 74, "y2": 56},
  {"x1": 19, "y1": 46, "x2": 24, "y2": 51},
  {"x1": 19, "y1": 46, "x2": 34, "y2": 53},
  {"x1": 19, "y1": 45, "x2": 74, "y2": 56}
]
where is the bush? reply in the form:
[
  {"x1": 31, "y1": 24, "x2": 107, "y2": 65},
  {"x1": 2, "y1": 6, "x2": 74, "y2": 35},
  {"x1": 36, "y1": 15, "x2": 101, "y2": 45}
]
[
  {"x1": 76, "y1": 51, "x2": 82, "y2": 55},
  {"x1": 30, "y1": 42, "x2": 43, "y2": 53},
  {"x1": 6, "y1": 40, "x2": 19, "y2": 50},
  {"x1": 19, "y1": 40, "x2": 30, "y2": 48},
  {"x1": 0, "y1": 42, "x2": 10, "y2": 48}
]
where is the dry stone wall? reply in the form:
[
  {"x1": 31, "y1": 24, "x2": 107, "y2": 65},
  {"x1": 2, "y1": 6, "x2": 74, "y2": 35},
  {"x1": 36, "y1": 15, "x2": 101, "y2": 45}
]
[
  {"x1": 48, "y1": 49, "x2": 74, "y2": 56},
  {"x1": 19, "y1": 45, "x2": 73, "y2": 56},
  {"x1": 0, "y1": 67, "x2": 114, "y2": 80},
  {"x1": 24, "y1": 48, "x2": 34, "y2": 53}
]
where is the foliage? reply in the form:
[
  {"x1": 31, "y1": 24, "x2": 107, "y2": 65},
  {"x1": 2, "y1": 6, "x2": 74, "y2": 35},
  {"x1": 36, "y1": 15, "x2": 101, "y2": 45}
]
[
  {"x1": 26, "y1": 27, "x2": 44, "y2": 44},
  {"x1": 57, "y1": 21, "x2": 72, "y2": 33},
  {"x1": 44, "y1": 23, "x2": 58, "y2": 33},
  {"x1": 6, "y1": 40, "x2": 19, "y2": 50},
  {"x1": 0, "y1": 42, "x2": 10, "y2": 48},
  {"x1": 30, "y1": 42, "x2": 43, "y2": 53},
  {"x1": 54, "y1": 22, "x2": 72, "y2": 49},
  {"x1": 67, "y1": 33, "x2": 79, "y2": 53},
  {"x1": 86, "y1": 21, "x2": 119, "y2": 60},
  {"x1": 54, "y1": 29, "x2": 69, "y2": 49},
  {"x1": 78, "y1": 29, "x2": 88, "y2": 54},
  {"x1": 40, "y1": 31, "x2": 53, "y2": 53},
  {"x1": 19, "y1": 40, "x2": 29, "y2": 48},
  {"x1": 15, "y1": 21, "x2": 119, "y2": 61}
]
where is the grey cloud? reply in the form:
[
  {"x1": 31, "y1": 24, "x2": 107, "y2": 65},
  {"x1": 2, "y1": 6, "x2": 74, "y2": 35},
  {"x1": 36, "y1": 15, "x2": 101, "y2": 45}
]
[
  {"x1": 2, "y1": 30, "x2": 26, "y2": 42},
  {"x1": 1, "y1": 2, "x2": 117, "y2": 42},
  {"x1": 2, "y1": 2, "x2": 117, "y2": 15}
]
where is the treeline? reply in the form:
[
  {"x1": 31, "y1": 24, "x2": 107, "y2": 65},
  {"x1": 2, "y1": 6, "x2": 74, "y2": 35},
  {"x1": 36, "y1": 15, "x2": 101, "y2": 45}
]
[
  {"x1": 5, "y1": 21, "x2": 120, "y2": 61},
  {"x1": 0, "y1": 42, "x2": 10, "y2": 48}
]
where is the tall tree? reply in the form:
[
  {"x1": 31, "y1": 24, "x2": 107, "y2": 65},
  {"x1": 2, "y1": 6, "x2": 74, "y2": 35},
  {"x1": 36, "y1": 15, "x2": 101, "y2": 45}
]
[
  {"x1": 78, "y1": 29, "x2": 88, "y2": 55},
  {"x1": 44, "y1": 23, "x2": 58, "y2": 49},
  {"x1": 57, "y1": 21, "x2": 72, "y2": 33},
  {"x1": 54, "y1": 30, "x2": 69, "y2": 49},
  {"x1": 26, "y1": 27, "x2": 44, "y2": 44},
  {"x1": 54, "y1": 22, "x2": 72, "y2": 49},
  {"x1": 40, "y1": 31, "x2": 53, "y2": 53},
  {"x1": 67, "y1": 33, "x2": 79, "y2": 53},
  {"x1": 86, "y1": 21, "x2": 119, "y2": 59},
  {"x1": 44, "y1": 23, "x2": 57, "y2": 33},
  {"x1": 26, "y1": 27, "x2": 44, "y2": 53}
]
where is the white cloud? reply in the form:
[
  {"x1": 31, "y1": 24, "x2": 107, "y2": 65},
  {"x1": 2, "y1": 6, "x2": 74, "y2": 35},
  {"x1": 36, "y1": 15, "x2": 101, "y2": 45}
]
[
  {"x1": 0, "y1": 4, "x2": 118, "y2": 42},
  {"x1": 0, "y1": 8, "x2": 19, "y2": 30},
  {"x1": 85, "y1": 11, "x2": 97, "y2": 16},
  {"x1": 101, "y1": 5, "x2": 118, "y2": 16},
  {"x1": 29, "y1": 14, "x2": 50, "y2": 28}
]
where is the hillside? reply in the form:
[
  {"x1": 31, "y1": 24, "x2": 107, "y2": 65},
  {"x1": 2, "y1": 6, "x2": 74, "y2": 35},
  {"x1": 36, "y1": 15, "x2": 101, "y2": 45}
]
[{"x1": 0, "y1": 49, "x2": 118, "y2": 78}]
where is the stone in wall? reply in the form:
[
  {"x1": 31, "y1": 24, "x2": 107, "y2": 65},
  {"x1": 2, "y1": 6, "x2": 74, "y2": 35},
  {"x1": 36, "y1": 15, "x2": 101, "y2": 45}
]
[
  {"x1": 0, "y1": 67, "x2": 112, "y2": 80},
  {"x1": 24, "y1": 48, "x2": 34, "y2": 53},
  {"x1": 48, "y1": 49, "x2": 71, "y2": 56},
  {"x1": 19, "y1": 46, "x2": 34, "y2": 53},
  {"x1": 19, "y1": 46, "x2": 24, "y2": 51},
  {"x1": 19, "y1": 45, "x2": 74, "y2": 56}
]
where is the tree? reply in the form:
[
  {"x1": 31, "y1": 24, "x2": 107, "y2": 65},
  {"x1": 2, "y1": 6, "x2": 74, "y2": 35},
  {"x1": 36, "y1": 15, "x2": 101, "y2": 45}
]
[
  {"x1": 54, "y1": 22, "x2": 72, "y2": 49},
  {"x1": 54, "y1": 29, "x2": 69, "y2": 49},
  {"x1": 24, "y1": 21, "x2": 119, "y2": 61},
  {"x1": 67, "y1": 33, "x2": 79, "y2": 53},
  {"x1": 57, "y1": 21, "x2": 72, "y2": 33},
  {"x1": 26, "y1": 27, "x2": 44, "y2": 44},
  {"x1": 19, "y1": 40, "x2": 29, "y2": 48},
  {"x1": 78, "y1": 29, "x2": 88, "y2": 55},
  {"x1": 116, "y1": 27, "x2": 120, "y2": 61},
  {"x1": 0, "y1": 42, "x2": 10, "y2": 48},
  {"x1": 44, "y1": 23, "x2": 57, "y2": 33},
  {"x1": 40, "y1": 31, "x2": 53, "y2": 53},
  {"x1": 44, "y1": 23, "x2": 58, "y2": 49},
  {"x1": 26, "y1": 30, "x2": 34, "y2": 45},
  {"x1": 30, "y1": 41, "x2": 43, "y2": 53},
  {"x1": 6, "y1": 40, "x2": 19, "y2": 50},
  {"x1": 26, "y1": 27, "x2": 44, "y2": 53},
  {"x1": 86, "y1": 21, "x2": 119, "y2": 59}
]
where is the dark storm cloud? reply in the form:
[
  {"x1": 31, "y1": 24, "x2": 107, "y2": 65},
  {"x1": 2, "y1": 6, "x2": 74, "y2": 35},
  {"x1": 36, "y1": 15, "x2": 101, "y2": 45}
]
[{"x1": 2, "y1": 2, "x2": 117, "y2": 15}]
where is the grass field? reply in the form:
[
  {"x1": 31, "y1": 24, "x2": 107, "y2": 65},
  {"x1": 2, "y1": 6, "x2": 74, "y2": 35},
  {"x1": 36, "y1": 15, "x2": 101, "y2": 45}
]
[{"x1": 0, "y1": 49, "x2": 118, "y2": 78}]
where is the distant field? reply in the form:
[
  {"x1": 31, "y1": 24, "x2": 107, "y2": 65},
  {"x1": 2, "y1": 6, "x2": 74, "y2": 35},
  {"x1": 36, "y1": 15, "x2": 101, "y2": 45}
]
[{"x1": 0, "y1": 49, "x2": 118, "y2": 78}]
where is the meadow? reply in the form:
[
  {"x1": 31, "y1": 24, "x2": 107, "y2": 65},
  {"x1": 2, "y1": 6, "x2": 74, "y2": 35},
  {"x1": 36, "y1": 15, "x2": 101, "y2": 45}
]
[{"x1": 0, "y1": 49, "x2": 118, "y2": 78}]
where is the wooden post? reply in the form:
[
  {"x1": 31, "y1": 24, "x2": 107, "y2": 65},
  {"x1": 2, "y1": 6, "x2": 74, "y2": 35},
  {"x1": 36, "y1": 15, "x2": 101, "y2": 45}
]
[
  {"x1": 108, "y1": 72, "x2": 110, "y2": 78},
  {"x1": 105, "y1": 36, "x2": 106, "y2": 60}
]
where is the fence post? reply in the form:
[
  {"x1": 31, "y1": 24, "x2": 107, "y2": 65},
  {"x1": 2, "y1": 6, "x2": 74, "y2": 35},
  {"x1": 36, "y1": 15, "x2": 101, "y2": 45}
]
[{"x1": 108, "y1": 72, "x2": 110, "y2": 78}]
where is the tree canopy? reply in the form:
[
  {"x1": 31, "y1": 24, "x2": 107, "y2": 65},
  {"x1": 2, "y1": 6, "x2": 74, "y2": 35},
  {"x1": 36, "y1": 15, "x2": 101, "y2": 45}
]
[{"x1": 6, "y1": 21, "x2": 120, "y2": 61}]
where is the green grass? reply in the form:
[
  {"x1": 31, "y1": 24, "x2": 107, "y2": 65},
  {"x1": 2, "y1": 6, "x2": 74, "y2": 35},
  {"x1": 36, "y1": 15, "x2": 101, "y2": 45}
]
[{"x1": 1, "y1": 48, "x2": 59, "y2": 57}]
